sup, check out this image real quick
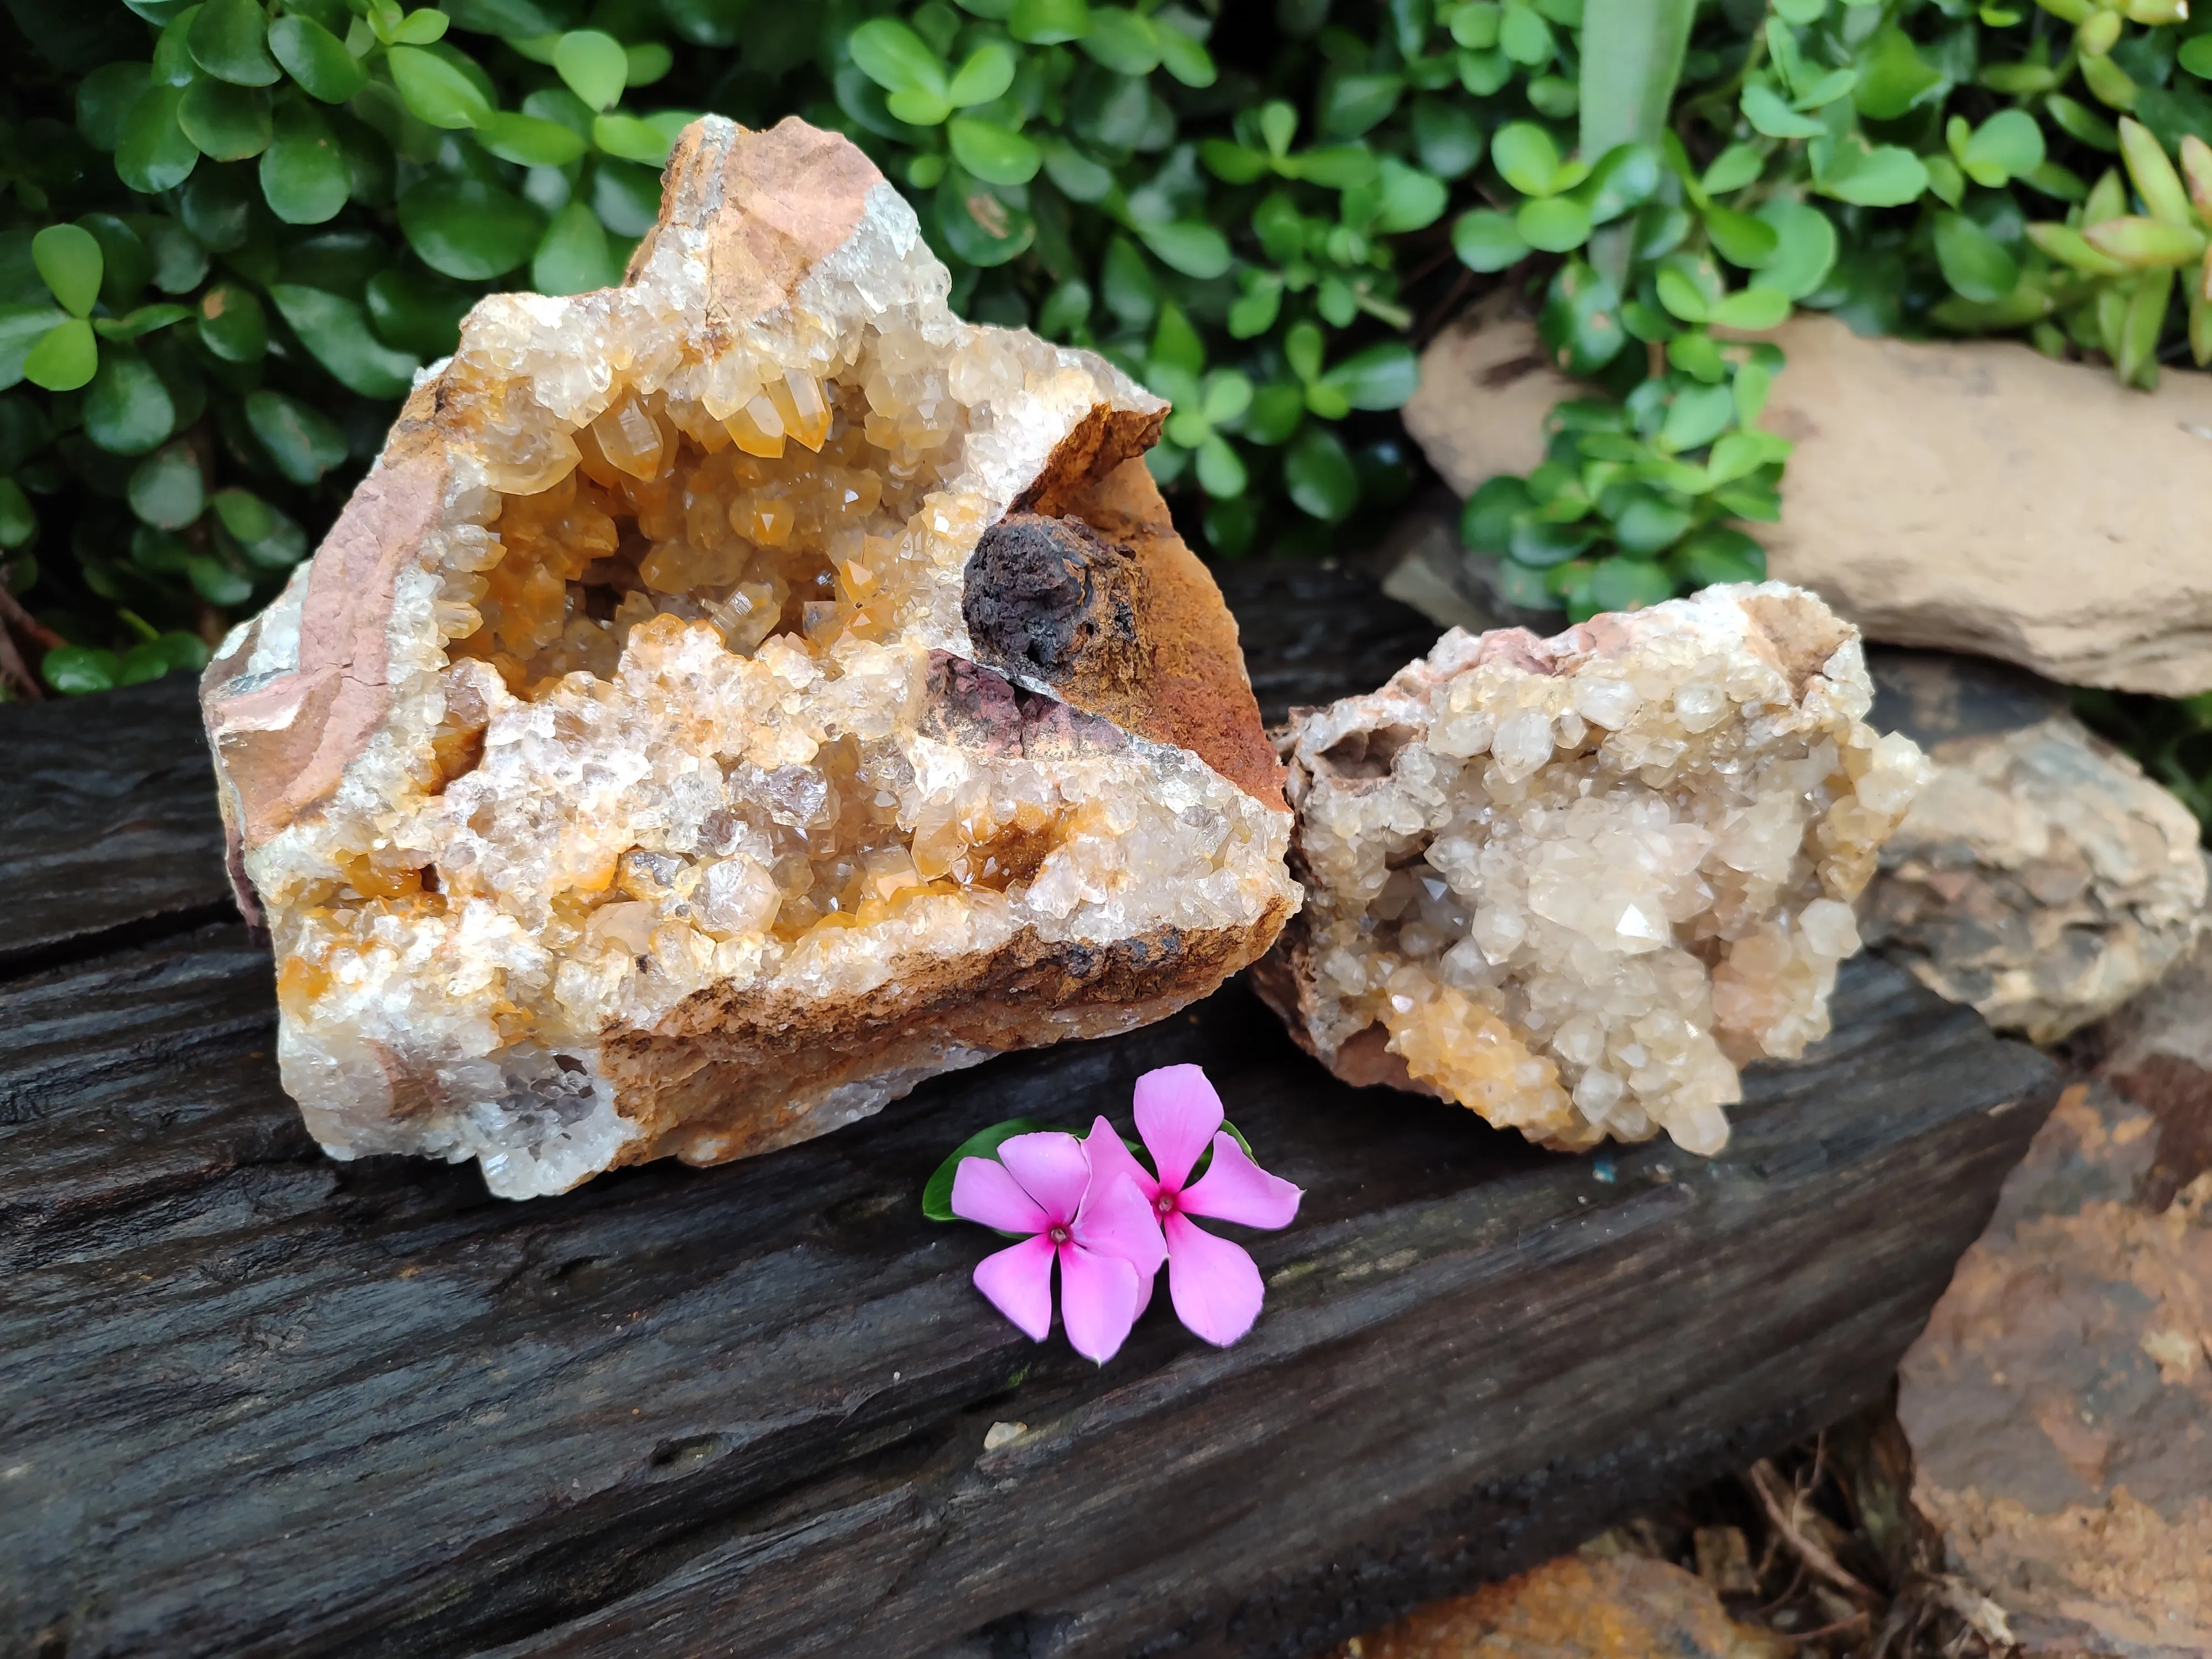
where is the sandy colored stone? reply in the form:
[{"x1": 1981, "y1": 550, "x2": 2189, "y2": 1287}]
[
  {"x1": 1338, "y1": 1552, "x2": 1786, "y2": 1658},
  {"x1": 1258, "y1": 583, "x2": 1927, "y2": 1157},
  {"x1": 1864, "y1": 711, "x2": 2209, "y2": 1042},
  {"x1": 1404, "y1": 310, "x2": 2212, "y2": 696},
  {"x1": 200, "y1": 116, "x2": 1295, "y2": 1197},
  {"x1": 1398, "y1": 294, "x2": 1575, "y2": 501},
  {"x1": 1897, "y1": 936, "x2": 2212, "y2": 1656}
]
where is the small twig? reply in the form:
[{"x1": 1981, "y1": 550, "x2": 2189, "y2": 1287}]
[
  {"x1": 1748, "y1": 1459, "x2": 1877, "y2": 1604},
  {"x1": 1866, "y1": 1591, "x2": 1919, "y2": 1659},
  {"x1": 1415, "y1": 267, "x2": 1477, "y2": 346},
  {"x1": 1779, "y1": 1609, "x2": 1870, "y2": 1645},
  {"x1": 1756, "y1": 1558, "x2": 1810, "y2": 1616},
  {"x1": 0, "y1": 581, "x2": 64, "y2": 653},
  {"x1": 0, "y1": 612, "x2": 40, "y2": 700}
]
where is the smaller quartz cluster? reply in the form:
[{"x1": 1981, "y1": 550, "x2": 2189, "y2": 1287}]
[{"x1": 1258, "y1": 584, "x2": 1930, "y2": 1156}]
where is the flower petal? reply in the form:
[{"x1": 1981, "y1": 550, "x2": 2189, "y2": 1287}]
[
  {"x1": 1057, "y1": 1241, "x2": 1141, "y2": 1363},
  {"x1": 1179, "y1": 1132, "x2": 1302, "y2": 1230},
  {"x1": 951, "y1": 1154, "x2": 1048, "y2": 1235},
  {"x1": 1133, "y1": 1063, "x2": 1224, "y2": 1192},
  {"x1": 1074, "y1": 1170, "x2": 1167, "y2": 1279},
  {"x1": 1163, "y1": 1211, "x2": 1266, "y2": 1347},
  {"x1": 996, "y1": 1130, "x2": 1090, "y2": 1225},
  {"x1": 1083, "y1": 1114, "x2": 1161, "y2": 1205},
  {"x1": 972, "y1": 1234, "x2": 1057, "y2": 1342}
]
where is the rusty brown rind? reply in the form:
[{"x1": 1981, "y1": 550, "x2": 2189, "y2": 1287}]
[
  {"x1": 602, "y1": 900, "x2": 1297, "y2": 1167},
  {"x1": 200, "y1": 427, "x2": 447, "y2": 854},
  {"x1": 201, "y1": 114, "x2": 1292, "y2": 1191},
  {"x1": 1032, "y1": 458, "x2": 1286, "y2": 811}
]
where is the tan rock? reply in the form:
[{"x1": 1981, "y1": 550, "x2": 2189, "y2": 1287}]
[
  {"x1": 1398, "y1": 294, "x2": 1575, "y2": 503},
  {"x1": 200, "y1": 117, "x2": 1296, "y2": 1197},
  {"x1": 1864, "y1": 707, "x2": 2209, "y2": 1043},
  {"x1": 1256, "y1": 583, "x2": 1927, "y2": 1157},
  {"x1": 1404, "y1": 310, "x2": 2212, "y2": 696},
  {"x1": 1897, "y1": 935, "x2": 2212, "y2": 1656},
  {"x1": 1337, "y1": 1552, "x2": 1786, "y2": 1658}
]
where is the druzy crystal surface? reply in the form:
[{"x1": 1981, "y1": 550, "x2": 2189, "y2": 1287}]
[
  {"x1": 1258, "y1": 585, "x2": 1928, "y2": 1156},
  {"x1": 201, "y1": 118, "x2": 1293, "y2": 1197}
]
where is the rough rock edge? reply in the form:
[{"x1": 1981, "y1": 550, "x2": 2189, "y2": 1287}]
[{"x1": 199, "y1": 116, "x2": 1292, "y2": 1193}]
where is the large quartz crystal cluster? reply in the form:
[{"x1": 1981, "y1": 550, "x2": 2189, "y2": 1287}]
[
  {"x1": 1255, "y1": 585, "x2": 1928, "y2": 1156},
  {"x1": 200, "y1": 117, "x2": 1295, "y2": 1197}
]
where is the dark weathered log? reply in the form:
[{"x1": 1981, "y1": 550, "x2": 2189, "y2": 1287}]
[
  {"x1": 1211, "y1": 560, "x2": 1443, "y2": 726},
  {"x1": 0, "y1": 676, "x2": 234, "y2": 975},
  {"x1": 0, "y1": 569, "x2": 2058, "y2": 1659}
]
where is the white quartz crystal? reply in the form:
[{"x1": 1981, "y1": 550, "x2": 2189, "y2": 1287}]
[{"x1": 1269, "y1": 583, "x2": 1930, "y2": 1157}]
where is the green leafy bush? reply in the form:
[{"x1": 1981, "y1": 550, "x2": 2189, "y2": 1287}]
[
  {"x1": 1460, "y1": 0, "x2": 2212, "y2": 624},
  {"x1": 0, "y1": 0, "x2": 1454, "y2": 697},
  {"x1": 1, "y1": 0, "x2": 747, "y2": 694}
]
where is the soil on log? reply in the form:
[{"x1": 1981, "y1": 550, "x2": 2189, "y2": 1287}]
[{"x1": 0, "y1": 566, "x2": 2057, "y2": 1659}]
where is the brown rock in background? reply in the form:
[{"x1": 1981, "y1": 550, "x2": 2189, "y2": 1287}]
[
  {"x1": 1337, "y1": 1552, "x2": 1786, "y2": 1659},
  {"x1": 1896, "y1": 936, "x2": 2212, "y2": 1656},
  {"x1": 1402, "y1": 311, "x2": 2212, "y2": 696},
  {"x1": 1399, "y1": 294, "x2": 1575, "y2": 495},
  {"x1": 1861, "y1": 650, "x2": 2209, "y2": 1042}
]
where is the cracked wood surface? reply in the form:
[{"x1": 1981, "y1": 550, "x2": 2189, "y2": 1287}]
[{"x1": 0, "y1": 566, "x2": 2057, "y2": 1659}]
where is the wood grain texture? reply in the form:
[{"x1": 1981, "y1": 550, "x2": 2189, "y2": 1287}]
[
  {"x1": 0, "y1": 571, "x2": 2059, "y2": 1659},
  {"x1": 0, "y1": 676, "x2": 234, "y2": 975}
]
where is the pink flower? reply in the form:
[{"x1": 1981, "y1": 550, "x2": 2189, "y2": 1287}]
[
  {"x1": 950, "y1": 1131, "x2": 1168, "y2": 1363},
  {"x1": 1083, "y1": 1064, "x2": 1303, "y2": 1347}
]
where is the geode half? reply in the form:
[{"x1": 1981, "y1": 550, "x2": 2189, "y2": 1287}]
[
  {"x1": 201, "y1": 117, "x2": 1296, "y2": 1197},
  {"x1": 1255, "y1": 584, "x2": 1928, "y2": 1157}
]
